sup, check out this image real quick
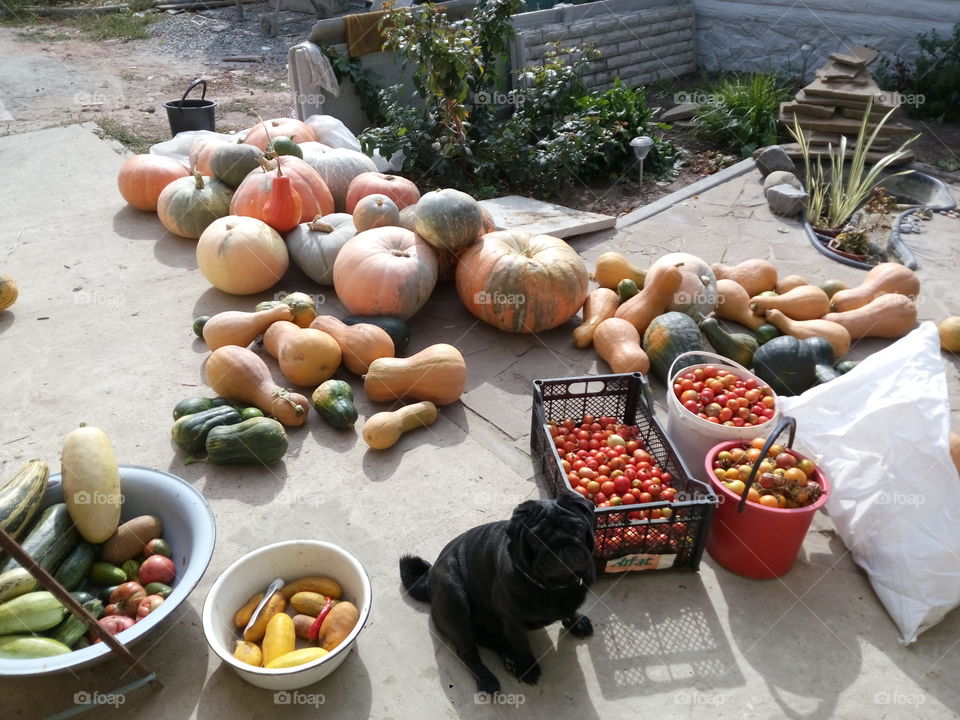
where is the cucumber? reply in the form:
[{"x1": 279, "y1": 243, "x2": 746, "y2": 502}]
[
  {"x1": 0, "y1": 591, "x2": 67, "y2": 635},
  {"x1": 205, "y1": 417, "x2": 289, "y2": 466},
  {"x1": 0, "y1": 459, "x2": 49, "y2": 541},
  {"x1": 343, "y1": 314, "x2": 410, "y2": 352},
  {"x1": 54, "y1": 542, "x2": 96, "y2": 591},
  {"x1": 144, "y1": 582, "x2": 173, "y2": 599},
  {"x1": 89, "y1": 562, "x2": 127, "y2": 587},
  {"x1": 0, "y1": 635, "x2": 72, "y2": 659},
  {"x1": 49, "y1": 598, "x2": 103, "y2": 648},
  {"x1": 0, "y1": 568, "x2": 37, "y2": 604},
  {"x1": 171, "y1": 405, "x2": 243, "y2": 454},
  {"x1": 172, "y1": 396, "x2": 231, "y2": 420},
  {"x1": 121, "y1": 559, "x2": 141, "y2": 580},
  {"x1": 0, "y1": 504, "x2": 79, "y2": 575}
]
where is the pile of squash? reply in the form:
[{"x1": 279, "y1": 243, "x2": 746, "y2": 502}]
[{"x1": 576, "y1": 251, "x2": 931, "y2": 397}]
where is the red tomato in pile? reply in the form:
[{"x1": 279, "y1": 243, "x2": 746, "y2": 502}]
[{"x1": 673, "y1": 365, "x2": 776, "y2": 427}]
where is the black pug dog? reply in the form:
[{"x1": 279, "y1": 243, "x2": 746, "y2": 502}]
[{"x1": 399, "y1": 493, "x2": 596, "y2": 693}]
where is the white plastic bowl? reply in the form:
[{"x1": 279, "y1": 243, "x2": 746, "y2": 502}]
[
  {"x1": 201, "y1": 540, "x2": 371, "y2": 690},
  {"x1": 0, "y1": 465, "x2": 216, "y2": 676}
]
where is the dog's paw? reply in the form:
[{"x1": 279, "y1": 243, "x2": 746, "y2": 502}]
[
  {"x1": 517, "y1": 659, "x2": 541, "y2": 685},
  {"x1": 563, "y1": 615, "x2": 593, "y2": 638},
  {"x1": 475, "y1": 670, "x2": 501, "y2": 695}
]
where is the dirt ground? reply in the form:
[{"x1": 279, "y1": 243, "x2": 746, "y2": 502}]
[{"x1": 1, "y1": 5, "x2": 958, "y2": 218}]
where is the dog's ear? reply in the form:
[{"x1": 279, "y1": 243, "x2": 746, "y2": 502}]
[
  {"x1": 558, "y1": 492, "x2": 596, "y2": 548},
  {"x1": 506, "y1": 500, "x2": 544, "y2": 548}
]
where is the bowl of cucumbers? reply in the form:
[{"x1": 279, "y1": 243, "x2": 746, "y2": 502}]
[{"x1": 0, "y1": 464, "x2": 216, "y2": 675}]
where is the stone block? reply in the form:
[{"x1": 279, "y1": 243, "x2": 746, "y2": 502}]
[
  {"x1": 756, "y1": 145, "x2": 797, "y2": 177},
  {"x1": 766, "y1": 184, "x2": 808, "y2": 217},
  {"x1": 763, "y1": 171, "x2": 802, "y2": 193}
]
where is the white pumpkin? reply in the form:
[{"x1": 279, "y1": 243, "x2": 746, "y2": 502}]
[
  {"x1": 286, "y1": 213, "x2": 358, "y2": 286},
  {"x1": 301, "y1": 147, "x2": 377, "y2": 212},
  {"x1": 648, "y1": 252, "x2": 718, "y2": 320}
]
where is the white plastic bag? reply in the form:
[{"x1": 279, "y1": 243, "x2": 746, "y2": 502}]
[
  {"x1": 304, "y1": 114, "x2": 361, "y2": 152},
  {"x1": 779, "y1": 322, "x2": 960, "y2": 643}
]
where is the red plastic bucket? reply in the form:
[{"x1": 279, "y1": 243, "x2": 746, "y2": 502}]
[{"x1": 703, "y1": 417, "x2": 829, "y2": 579}]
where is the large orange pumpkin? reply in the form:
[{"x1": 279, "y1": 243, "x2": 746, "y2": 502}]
[
  {"x1": 455, "y1": 230, "x2": 589, "y2": 333},
  {"x1": 345, "y1": 172, "x2": 421, "y2": 212},
  {"x1": 333, "y1": 227, "x2": 438, "y2": 320},
  {"x1": 117, "y1": 154, "x2": 189, "y2": 212},
  {"x1": 196, "y1": 215, "x2": 289, "y2": 295},
  {"x1": 230, "y1": 155, "x2": 334, "y2": 224},
  {"x1": 243, "y1": 118, "x2": 318, "y2": 151}
]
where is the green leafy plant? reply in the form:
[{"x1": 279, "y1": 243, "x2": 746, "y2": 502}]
[
  {"x1": 877, "y1": 22, "x2": 960, "y2": 121},
  {"x1": 694, "y1": 73, "x2": 791, "y2": 157},
  {"x1": 317, "y1": 43, "x2": 385, "y2": 125}
]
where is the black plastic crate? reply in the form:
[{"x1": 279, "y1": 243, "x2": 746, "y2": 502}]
[{"x1": 531, "y1": 373, "x2": 717, "y2": 573}]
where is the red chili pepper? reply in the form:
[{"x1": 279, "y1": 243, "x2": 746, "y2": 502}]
[{"x1": 307, "y1": 598, "x2": 335, "y2": 641}]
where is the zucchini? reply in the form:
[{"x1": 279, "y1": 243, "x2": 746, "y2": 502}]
[
  {"x1": 70, "y1": 591, "x2": 95, "y2": 605},
  {"x1": 89, "y1": 562, "x2": 127, "y2": 587},
  {"x1": 172, "y1": 405, "x2": 243, "y2": 454},
  {"x1": 0, "y1": 503, "x2": 79, "y2": 575},
  {"x1": 49, "y1": 598, "x2": 103, "y2": 648},
  {"x1": 815, "y1": 364, "x2": 841, "y2": 385},
  {"x1": 0, "y1": 568, "x2": 37, "y2": 604},
  {"x1": 205, "y1": 417, "x2": 288, "y2": 465},
  {"x1": 311, "y1": 379, "x2": 358, "y2": 430},
  {"x1": 0, "y1": 459, "x2": 49, "y2": 541},
  {"x1": 0, "y1": 591, "x2": 67, "y2": 635},
  {"x1": 97, "y1": 584, "x2": 120, "y2": 603},
  {"x1": 61, "y1": 425, "x2": 122, "y2": 544},
  {"x1": 343, "y1": 314, "x2": 410, "y2": 352},
  {"x1": 54, "y1": 542, "x2": 96, "y2": 591},
  {"x1": 835, "y1": 360, "x2": 860, "y2": 374},
  {"x1": 172, "y1": 396, "x2": 231, "y2": 420},
  {"x1": 0, "y1": 635, "x2": 72, "y2": 659}
]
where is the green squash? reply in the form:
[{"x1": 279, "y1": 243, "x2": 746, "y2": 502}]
[
  {"x1": 211, "y1": 142, "x2": 264, "y2": 188},
  {"x1": 835, "y1": 360, "x2": 860, "y2": 374},
  {"x1": 642, "y1": 311, "x2": 703, "y2": 381},
  {"x1": 156, "y1": 171, "x2": 233, "y2": 240},
  {"x1": 205, "y1": 417, "x2": 288, "y2": 465},
  {"x1": 192, "y1": 315, "x2": 210, "y2": 337},
  {"x1": 311, "y1": 379, "x2": 358, "y2": 430},
  {"x1": 754, "y1": 323, "x2": 780, "y2": 344},
  {"x1": 616, "y1": 278, "x2": 640, "y2": 304},
  {"x1": 171, "y1": 405, "x2": 242, "y2": 454},
  {"x1": 343, "y1": 314, "x2": 410, "y2": 352},
  {"x1": 172, "y1": 396, "x2": 232, "y2": 420},
  {"x1": 751, "y1": 335, "x2": 827, "y2": 396},
  {"x1": 271, "y1": 135, "x2": 303, "y2": 158},
  {"x1": 699, "y1": 317, "x2": 758, "y2": 368}
]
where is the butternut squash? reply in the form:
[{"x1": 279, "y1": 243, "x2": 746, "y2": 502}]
[
  {"x1": 205, "y1": 345, "x2": 310, "y2": 426},
  {"x1": 823, "y1": 293, "x2": 917, "y2": 339},
  {"x1": 262, "y1": 321, "x2": 341, "y2": 386},
  {"x1": 830, "y1": 263, "x2": 920, "y2": 312},
  {"x1": 762, "y1": 309, "x2": 851, "y2": 359},
  {"x1": 614, "y1": 265, "x2": 683, "y2": 334},
  {"x1": 572, "y1": 288, "x2": 619, "y2": 348},
  {"x1": 592, "y1": 251, "x2": 646, "y2": 290},
  {"x1": 592, "y1": 318, "x2": 650, "y2": 374},
  {"x1": 310, "y1": 315, "x2": 394, "y2": 374},
  {"x1": 750, "y1": 285, "x2": 830, "y2": 321},
  {"x1": 364, "y1": 343, "x2": 466, "y2": 406},
  {"x1": 714, "y1": 279, "x2": 765, "y2": 330},
  {"x1": 710, "y1": 259, "x2": 777, "y2": 297},
  {"x1": 202, "y1": 305, "x2": 293, "y2": 350},
  {"x1": 939, "y1": 317, "x2": 960, "y2": 353},
  {"x1": 775, "y1": 274, "x2": 807, "y2": 294},
  {"x1": 950, "y1": 431, "x2": 960, "y2": 475},
  {"x1": 362, "y1": 401, "x2": 439, "y2": 450}
]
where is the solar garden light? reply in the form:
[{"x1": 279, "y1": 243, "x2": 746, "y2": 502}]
[{"x1": 630, "y1": 136, "x2": 654, "y2": 190}]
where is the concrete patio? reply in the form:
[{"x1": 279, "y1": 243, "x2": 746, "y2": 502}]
[{"x1": 1, "y1": 124, "x2": 959, "y2": 719}]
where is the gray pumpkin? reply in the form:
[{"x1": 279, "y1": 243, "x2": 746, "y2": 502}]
[{"x1": 286, "y1": 213, "x2": 357, "y2": 285}]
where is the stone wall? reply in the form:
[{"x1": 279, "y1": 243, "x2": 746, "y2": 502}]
[{"x1": 692, "y1": 0, "x2": 960, "y2": 80}]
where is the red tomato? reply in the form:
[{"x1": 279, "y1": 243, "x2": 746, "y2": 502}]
[
  {"x1": 600, "y1": 481, "x2": 616, "y2": 496},
  {"x1": 613, "y1": 476, "x2": 631, "y2": 495},
  {"x1": 594, "y1": 493, "x2": 607, "y2": 505},
  {"x1": 638, "y1": 492, "x2": 653, "y2": 503},
  {"x1": 94, "y1": 615, "x2": 134, "y2": 640},
  {"x1": 661, "y1": 487, "x2": 677, "y2": 502},
  {"x1": 139, "y1": 555, "x2": 176, "y2": 586},
  {"x1": 136, "y1": 595, "x2": 164, "y2": 620},
  {"x1": 621, "y1": 492, "x2": 637, "y2": 506}
]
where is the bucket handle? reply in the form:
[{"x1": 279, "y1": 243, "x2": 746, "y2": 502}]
[
  {"x1": 179, "y1": 78, "x2": 207, "y2": 106},
  {"x1": 735, "y1": 415, "x2": 797, "y2": 513},
  {"x1": 667, "y1": 350, "x2": 751, "y2": 384}
]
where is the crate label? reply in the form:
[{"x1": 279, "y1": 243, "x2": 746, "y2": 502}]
[{"x1": 605, "y1": 553, "x2": 677, "y2": 573}]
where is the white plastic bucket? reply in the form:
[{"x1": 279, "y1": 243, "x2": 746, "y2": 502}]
[{"x1": 665, "y1": 351, "x2": 782, "y2": 482}]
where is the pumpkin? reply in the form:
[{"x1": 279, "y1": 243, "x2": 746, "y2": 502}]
[
  {"x1": 752, "y1": 335, "x2": 824, "y2": 397},
  {"x1": 593, "y1": 318, "x2": 650, "y2": 374},
  {"x1": 455, "y1": 229, "x2": 588, "y2": 334},
  {"x1": 362, "y1": 401, "x2": 438, "y2": 450},
  {"x1": 940, "y1": 317, "x2": 960, "y2": 353},
  {"x1": 352, "y1": 193, "x2": 400, "y2": 232},
  {"x1": 156, "y1": 170, "x2": 234, "y2": 239},
  {"x1": 117, "y1": 154, "x2": 189, "y2": 212},
  {"x1": 951, "y1": 431, "x2": 960, "y2": 475},
  {"x1": 262, "y1": 321, "x2": 342, "y2": 387},
  {"x1": 710, "y1": 259, "x2": 777, "y2": 297},
  {"x1": 593, "y1": 251, "x2": 647, "y2": 290},
  {"x1": 822, "y1": 293, "x2": 917, "y2": 339},
  {"x1": 480, "y1": 205, "x2": 497, "y2": 234},
  {"x1": 301, "y1": 147, "x2": 378, "y2": 212},
  {"x1": 196, "y1": 215, "x2": 289, "y2": 295},
  {"x1": 714, "y1": 279, "x2": 766, "y2": 330},
  {"x1": 333, "y1": 227, "x2": 439, "y2": 320},
  {"x1": 415, "y1": 189, "x2": 484, "y2": 253},
  {"x1": 205, "y1": 345, "x2": 310, "y2": 426},
  {"x1": 820, "y1": 279, "x2": 848, "y2": 300},
  {"x1": 647, "y1": 252, "x2": 717, "y2": 320},
  {"x1": 617, "y1": 279, "x2": 640, "y2": 303},
  {"x1": 364, "y1": 343, "x2": 466, "y2": 406},
  {"x1": 286, "y1": 213, "x2": 356, "y2": 286},
  {"x1": 398, "y1": 204, "x2": 417, "y2": 231},
  {"x1": 312, "y1": 379, "x2": 358, "y2": 430},
  {"x1": 202, "y1": 305, "x2": 293, "y2": 350},
  {"x1": 775, "y1": 274, "x2": 807, "y2": 294},
  {"x1": 699, "y1": 317, "x2": 758, "y2": 367},
  {"x1": 189, "y1": 135, "x2": 229, "y2": 176},
  {"x1": 572, "y1": 288, "x2": 619, "y2": 348},
  {"x1": 256, "y1": 292, "x2": 317, "y2": 328},
  {"x1": 615, "y1": 264, "x2": 683, "y2": 335},
  {"x1": 211, "y1": 143, "x2": 265, "y2": 188},
  {"x1": 749, "y1": 285, "x2": 830, "y2": 321},
  {"x1": 642, "y1": 311, "x2": 703, "y2": 381},
  {"x1": 0, "y1": 272, "x2": 18, "y2": 312},
  {"x1": 345, "y1": 172, "x2": 420, "y2": 212},
  {"x1": 761, "y1": 309, "x2": 850, "y2": 359},
  {"x1": 231, "y1": 156, "x2": 334, "y2": 224},
  {"x1": 243, "y1": 118, "x2": 318, "y2": 151},
  {"x1": 310, "y1": 315, "x2": 394, "y2": 375},
  {"x1": 261, "y1": 173, "x2": 302, "y2": 233},
  {"x1": 829, "y1": 262, "x2": 920, "y2": 312}
]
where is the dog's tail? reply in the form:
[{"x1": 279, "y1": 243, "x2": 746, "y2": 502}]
[{"x1": 399, "y1": 554, "x2": 431, "y2": 602}]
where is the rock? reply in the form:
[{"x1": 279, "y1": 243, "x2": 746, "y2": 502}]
[
  {"x1": 660, "y1": 102, "x2": 701, "y2": 122},
  {"x1": 766, "y1": 184, "x2": 808, "y2": 218},
  {"x1": 756, "y1": 145, "x2": 796, "y2": 177},
  {"x1": 763, "y1": 171, "x2": 802, "y2": 194}
]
